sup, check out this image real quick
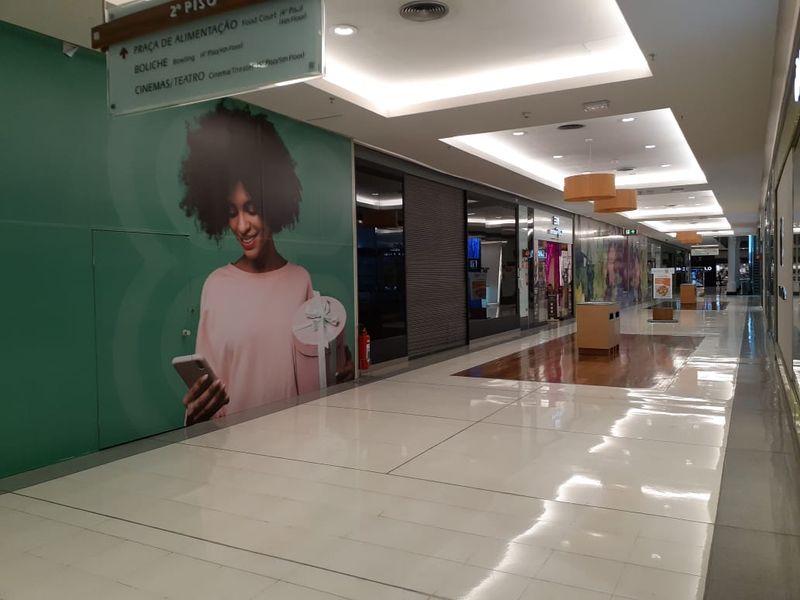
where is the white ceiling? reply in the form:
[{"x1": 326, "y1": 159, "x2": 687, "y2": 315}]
[
  {"x1": 441, "y1": 108, "x2": 707, "y2": 192},
  {"x1": 627, "y1": 190, "x2": 721, "y2": 215},
  {"x1": 0, "y1": 0, "x2": 782, "y2": 244},
  {"x1": 622, "y1": 189, "x2": 724, "y2": 235},
  {"x1": 316, "y1": 0, "x2": 650, "y2": 116}
]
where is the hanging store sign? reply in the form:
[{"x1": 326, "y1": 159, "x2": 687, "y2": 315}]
[
  {"x1": 97, "y1": 0, "x2": 324, "y2": 115},
  {"x1": 651, "y1": 267, "x2": 674, "y2": 300},
  {"x1": 533, "y1": 208, "x2": 573, "y2": 244},
  {"x1": 691, "y1": 247, "x2": 719, "y2": 256}
]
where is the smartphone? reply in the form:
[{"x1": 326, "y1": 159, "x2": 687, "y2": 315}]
[{"x1": 172, "y1": 354, "x2": 217, "y2": 389}]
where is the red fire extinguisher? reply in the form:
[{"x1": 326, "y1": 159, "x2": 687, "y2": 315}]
[{"x1": 358, "y1": 326, "x2": 371, "y2": 371}]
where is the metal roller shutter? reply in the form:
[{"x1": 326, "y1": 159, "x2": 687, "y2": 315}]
[{"x1": 404, "y1": 175, "x2": 467, "y2": 356}]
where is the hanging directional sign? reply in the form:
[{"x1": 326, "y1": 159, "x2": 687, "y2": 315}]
[{"x1": 97, "y1": 0, "x2": 324, "y2": 115}]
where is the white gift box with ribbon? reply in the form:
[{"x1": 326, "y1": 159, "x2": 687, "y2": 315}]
[{"x1": 292, "y1": 292, "x2": 346, "y2": 390}]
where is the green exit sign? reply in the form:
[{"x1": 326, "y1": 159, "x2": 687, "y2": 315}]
[{"x1": 624, "y1": 228, "x2": 638, "y2": 236}]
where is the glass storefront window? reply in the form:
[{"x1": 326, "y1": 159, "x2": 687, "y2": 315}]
[
  {"x1": 793, "y1": 153, "x2": 800, "y2": 382},
  {"x1": 355, "y1": 163, "x2": 407, "y2": 363},
  {"x1": 466, "y1": 194, "x2": 518, "y2": 338}
]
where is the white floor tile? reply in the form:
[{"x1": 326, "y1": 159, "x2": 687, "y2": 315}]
[
  {"x1": 626, "y1": 537, "x2": 706, "y2": 576},
  {"x1": 393, "y1": 423, "x2": 722, "y2": 522},
  {"x1": 120, "y1": 552, "x2": 274, "y2": 600},
  {"x1": 186, "y1": 404, "x2": 471, "y2": 472},
  {"x1": 536, "y1": 551, "x2": 624, "y2": 594},
  {"x1": 484, "y1": 397, "x2": 727, "y2": 447},
  {"x1": 309, "y1": 380, "x2": 517, "y2": 421},
  {"x1": 5, "y1": 300, "x2": 755, "y2": 600},
  {"x1": 28, "y1": 528, "x2": 125, "y2": 566},
  {"x1": 73, "y1": 540, "x2": 171, "y2": 580},
  {"x1": 466, "y1": 538, "x2": 552, "y2": 577},
  {"x1": 614, "y1": 564, "x2": 703, "y2": 600},
  {"x1": 252, "y1": 581, "x2": 346, "y2": 600},
  {"x1": 521, "y1": 579, "x2": 612, "y2": 600}
]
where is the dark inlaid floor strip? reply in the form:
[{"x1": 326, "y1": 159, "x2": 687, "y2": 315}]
[
  {"x1": 704, "y1": 306, "x2": 800, "y2": 599},
  {"x1": 455, "y1": 333, "x2": 702, "y2": 388},
  {"x1": 647, "y1": 300, "x2": 728, "y2": 311}
]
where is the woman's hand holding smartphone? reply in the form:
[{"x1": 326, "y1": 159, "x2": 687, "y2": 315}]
[
  {"x1": 182, "y1": 375, "x2": 230, "y2": 425},
  {"x1": 173, "y1": 355, "x2": 230, "y2": 425}
]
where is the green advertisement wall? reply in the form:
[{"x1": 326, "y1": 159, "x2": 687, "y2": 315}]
[{"x1": 0, "y1": 22, "x2": 355, "y2": 478}]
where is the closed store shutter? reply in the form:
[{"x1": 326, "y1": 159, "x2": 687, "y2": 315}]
[{"x1": 404, "y1": 175, "x2": 467, "y2": 356}]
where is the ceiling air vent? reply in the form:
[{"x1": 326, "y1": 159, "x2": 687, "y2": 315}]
[
  {"x1": 616, "y1": 166, "x2": 635, "y2": 172},
  {"x1": 400, "y1": 1, "x2": 449, "y2": 22},
  {"x1": 557, "y1": 123, "x2": 585, "y2": 130}
]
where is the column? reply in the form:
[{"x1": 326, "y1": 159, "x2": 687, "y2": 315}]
[{"x1": 727, "y1": 235, "x2": 738, "y2": 294}]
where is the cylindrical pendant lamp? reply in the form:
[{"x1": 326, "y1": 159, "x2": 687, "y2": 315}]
[
  {"x1": 563, "y1": 173, "x2": 616, "y2": 202},
  {"x1": 676, "y1": 232, "x2": 702, "y2": 245},
  {"x1": 594, "y1": 188, "x2": 638, "y2": 213}
]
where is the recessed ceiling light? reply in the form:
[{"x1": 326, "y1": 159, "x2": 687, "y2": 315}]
[
  {"x1": 660, "y1": 163, "x2": 671, "y2": 168},
  {"x1": 558, "y1": 123, "x2": 586, "y2": 131},
  {"x1": 644, "y1": 144, "x2": 656, "y2": 149},
  {"x1": 371, "y1": 192, "x2": 379, "y2": 196},
  {"x1": 620, "y1": 117, "x2": 636, "y2": 123},
  {"x1": 512, "y1": 131, "x2": 526, "y2": 136},
  {"x1": 332, "y1": 24, "x2": 358, "y2": 36},
  {"x1": 688, "y1": 195, "x2": 696, "y2": 199},
  {"x1": 553, "y1": 155, "x2": 564, "y2": 159},
  {"x1": 400, "y1": 1, "x2": 450, "y2": 22}
]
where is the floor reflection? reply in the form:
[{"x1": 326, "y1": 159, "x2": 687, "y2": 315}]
[{"x1": 455, "y1": 333, "x2": 703, "y2": 388}]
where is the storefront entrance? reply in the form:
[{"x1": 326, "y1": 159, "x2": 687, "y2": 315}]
[
  {"x1": 532, "y1": 240, "x2": 573, "y2": 321},
  {"x1": 524, "y1": 208, "x2": 574, "y2": 326}
]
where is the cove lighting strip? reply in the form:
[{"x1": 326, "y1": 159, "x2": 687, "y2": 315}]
[
  {"x1": 623, "y1": 203, "x2": 722, "y2": 220},
  {"x1": 667, "y1": 230, "x2": 735, "y2": 237},
  {"x1": 318, "y1": 34, "x2": 650, "y2": 117},
  {"x1": 441, "y1": 108, "x2": 707, "y2": 191},
  {"x1": 642, "y1": 217, "x2": 731, "y2": 233},
  {"x1": 311, "y1": 0, "x2": 650, "y2": 117},
  {"x1": 468, "y1": 218, "x2": 517, "y2": 227},
  {"x1": 356, "y1": 195, "x2": 403, "y2": 208}
]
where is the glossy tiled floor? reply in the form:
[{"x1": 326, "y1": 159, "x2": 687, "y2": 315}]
[{"x1": 0, "y1": 298, "x2": 779, "y2": 599}]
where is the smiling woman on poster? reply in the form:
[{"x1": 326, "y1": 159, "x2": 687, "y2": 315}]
[{"x1": 177, "y1": 102, "x2": 352, "y2": 425}]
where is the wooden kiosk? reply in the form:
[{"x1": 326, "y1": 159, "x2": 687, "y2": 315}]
[{"x1": 680, "y1": 283, "x2": 697, "y2": 305}]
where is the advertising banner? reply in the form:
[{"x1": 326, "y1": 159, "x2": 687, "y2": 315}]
[{"x1": 652, "y1": 267, "x2": 675, "y2": 300}]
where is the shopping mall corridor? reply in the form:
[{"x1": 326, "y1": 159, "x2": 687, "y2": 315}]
[{"x1": 1, "y1": 297, "x2": 798, "y2": 600}]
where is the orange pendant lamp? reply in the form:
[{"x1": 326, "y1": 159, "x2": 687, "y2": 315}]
[
  {"x1": 676, "y1": 232, "x2": 703, "y2": 245},
  {"x1": 564, "y1": 173, "x2": 616, "y2": 202},
  {"x1": 594, "y1": 188, "x2": 638, "y2": 213}
]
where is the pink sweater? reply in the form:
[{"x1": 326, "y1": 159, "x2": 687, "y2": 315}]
[{"x1": 195, "y1": 262, "x2": 319, "y2": 418}]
